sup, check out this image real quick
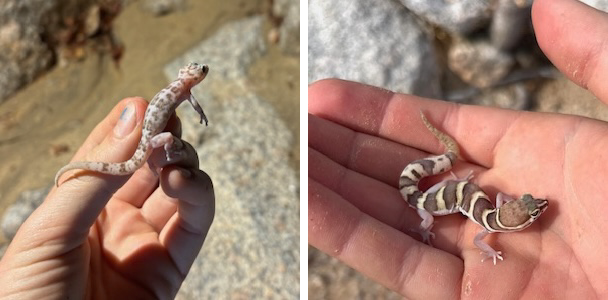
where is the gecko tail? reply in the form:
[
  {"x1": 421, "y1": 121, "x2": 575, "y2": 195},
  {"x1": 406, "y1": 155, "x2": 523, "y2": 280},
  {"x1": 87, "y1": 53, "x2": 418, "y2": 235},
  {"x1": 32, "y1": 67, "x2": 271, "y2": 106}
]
[
  {"x1": 54, "y1": 160, "x2": 138, "y2": 186},
  {"x1": 420, "y1": 110, "x2": 461, "y2": 158}
]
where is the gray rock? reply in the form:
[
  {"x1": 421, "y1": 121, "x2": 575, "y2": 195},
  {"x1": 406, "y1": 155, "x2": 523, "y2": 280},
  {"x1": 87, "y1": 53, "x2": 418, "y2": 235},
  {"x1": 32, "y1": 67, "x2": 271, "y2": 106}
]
[
  {"x1": 397, "y1": 0, "x2": 492, "y2": 34},
  {"x1": 0, "y1": 0, "x2": 103, "y2": 103},
  {"x1": 309, "y1": 0, "x2": 441, "y2": 98},
  {"x1": 470, "y1": 83, "x2": 531, "y2": 110},
  {"x1": 273, "y1": 0, "x2": 300, "y2": 55},
  {"x1": 579, "y1": 0, "x2": 608, "y2": 12},
  {"x1": 164, "y1": 15, "x2": 298, "y2": 299},
  {"x1": 448, "y1": 38, "x2": 514, "y2": 88},
  {"x1": 0, "y1": 7, "x2": 54, "y2": 103},
  {"x1": 167, "y1": 16, "x2": 266, "y2": 89},
  {"x1": 1, "y1": 186, "x2": 50, "y2": 241},
  {"x1": 140, "y1": 0, "x2": 184, "y2": 16}
]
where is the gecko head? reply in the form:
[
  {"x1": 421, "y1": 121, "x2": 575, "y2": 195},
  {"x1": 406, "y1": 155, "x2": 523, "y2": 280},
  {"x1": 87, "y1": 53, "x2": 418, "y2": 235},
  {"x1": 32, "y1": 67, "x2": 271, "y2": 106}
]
[
  {"x1": 521, "y1": 194, "x2": 549, "y2": 222},
  {"x1": 178, "y1": 62, "x2": 209, "y2": 85},
  {"x1": 497, "y1": 194, "x2": 548, "y2": 230}
]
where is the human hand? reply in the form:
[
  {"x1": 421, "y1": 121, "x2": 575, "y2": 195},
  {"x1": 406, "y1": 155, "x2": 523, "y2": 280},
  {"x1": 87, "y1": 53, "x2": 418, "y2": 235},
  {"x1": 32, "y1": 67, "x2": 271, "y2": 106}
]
[
  {"x1": 0, "y1": 97, "x2": 214, "y2": 299},
  {"x1": 308, "y1": 0, "x2": 608, "y2": 298}
]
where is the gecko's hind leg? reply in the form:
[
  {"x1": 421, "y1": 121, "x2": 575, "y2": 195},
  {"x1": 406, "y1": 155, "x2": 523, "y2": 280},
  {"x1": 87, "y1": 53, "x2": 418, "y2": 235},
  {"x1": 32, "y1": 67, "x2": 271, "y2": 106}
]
[
  {"x1": 412, "y1": 208, "x2": 436, "y2": 245},
  {"x1": 150, "y1": 132, "x2": 186, "y2": 162}
]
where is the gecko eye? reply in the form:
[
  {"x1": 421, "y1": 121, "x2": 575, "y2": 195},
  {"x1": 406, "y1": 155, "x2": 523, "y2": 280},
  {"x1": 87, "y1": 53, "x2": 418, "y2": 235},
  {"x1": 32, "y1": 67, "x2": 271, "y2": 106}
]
[{"x1": 530, "y1": 210, "x2": 540, "y2": 217}]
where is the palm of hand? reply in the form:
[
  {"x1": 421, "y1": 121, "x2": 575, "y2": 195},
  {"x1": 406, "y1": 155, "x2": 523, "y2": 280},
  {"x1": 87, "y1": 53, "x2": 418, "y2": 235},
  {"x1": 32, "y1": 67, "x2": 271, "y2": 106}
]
[
  {"x1": 308, "y1": 79, "x2": 607, "y2": 299},
  {"x1": 86, "y1": 191, "x2": 184, "y2": 298}
]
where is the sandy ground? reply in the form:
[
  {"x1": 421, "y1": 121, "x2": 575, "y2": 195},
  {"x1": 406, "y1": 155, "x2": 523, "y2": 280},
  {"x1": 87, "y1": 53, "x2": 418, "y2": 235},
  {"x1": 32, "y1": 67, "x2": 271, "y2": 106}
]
[{"x1": 0, "y1": 0, "x2": 299, "y2": 245}]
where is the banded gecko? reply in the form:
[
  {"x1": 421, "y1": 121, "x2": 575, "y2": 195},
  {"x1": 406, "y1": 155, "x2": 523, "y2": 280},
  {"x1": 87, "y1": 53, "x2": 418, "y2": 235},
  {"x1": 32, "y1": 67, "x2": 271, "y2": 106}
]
[
  {"x1": 55, "y1": 62, "x2": 209, "y2": 186},
  {"x1": 399, "y1": 112, "x2": 548, "y2": 264}
]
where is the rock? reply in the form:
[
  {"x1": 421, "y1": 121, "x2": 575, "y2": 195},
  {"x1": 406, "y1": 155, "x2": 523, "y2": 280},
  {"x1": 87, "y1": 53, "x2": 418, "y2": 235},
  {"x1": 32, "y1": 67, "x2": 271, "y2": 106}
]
[
  {"x1": 0, "y1": 0, "x2": 105, "y2": 104},
  {"x1": 140, "y1": 0, "x2": 184, "y2": 16},
  {"x1": 273, "y1": 0, "x2": 300, "y2": 55},
  {"x1": 167, "y1": 16, "x2": 266, "y2": 89},
  {"x1": 0, "y1": 18, "x2": 54, "y2": 104},
  {"x1": 164, "y1": 15, "x2": 298, "y2": 299},
  {"x1": 397, "y1": 0, "x2": 492, "y2": 34},
  {"x1": 84, "y1": 4, "x2": 101, "y2": 37},
  {"x1": 309, "y1": 0, "x2": 441, "y2": 98},
  {"x1": 470, "y1": 83, "x2": 531, "y2": 110},
  {"x1": 1, "y1": 186, "x2": 50, "y2": 241},
  {"x1": 448, "y1": 38, "x2": 514, "y2": 88},
  {"x1": 579, "y1": 0, "x2": 608, "y2": 12}
]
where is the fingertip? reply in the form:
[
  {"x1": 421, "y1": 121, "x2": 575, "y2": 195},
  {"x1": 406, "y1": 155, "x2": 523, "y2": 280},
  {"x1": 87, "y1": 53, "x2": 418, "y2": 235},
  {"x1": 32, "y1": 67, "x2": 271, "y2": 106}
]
[
  {"x1": 532, "y1": 0, "x2": 608, "y2": 98},
  {"x1": 161, "y1": 167, "x2": 214, "y2": 205},
  {"x1": 160, "y1": 167, "x2": 215, "y2": 238},
  {"x1": 308, "y1": 78, "x2": 347, "y2": 114}
]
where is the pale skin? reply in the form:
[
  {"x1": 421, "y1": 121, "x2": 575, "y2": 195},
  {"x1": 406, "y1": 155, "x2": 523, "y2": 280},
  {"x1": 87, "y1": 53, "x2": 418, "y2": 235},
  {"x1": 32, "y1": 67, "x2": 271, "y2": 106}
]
[
  {"x1": 309, "y1": 0, "x2": 608, "y2": 298},
  {"x1": 0, "y1": 97, "x2": 214, "y2": 299}
]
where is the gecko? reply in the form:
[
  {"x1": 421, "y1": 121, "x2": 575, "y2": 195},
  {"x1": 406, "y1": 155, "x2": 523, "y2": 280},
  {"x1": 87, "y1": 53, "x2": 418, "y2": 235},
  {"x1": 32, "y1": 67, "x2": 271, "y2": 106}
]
[
  {"x1": 55, "y1": 62, "x2": 209, "y2": 186},
  {"x1": 399, "y1": 111, "x2": 548, "y2": 264}
]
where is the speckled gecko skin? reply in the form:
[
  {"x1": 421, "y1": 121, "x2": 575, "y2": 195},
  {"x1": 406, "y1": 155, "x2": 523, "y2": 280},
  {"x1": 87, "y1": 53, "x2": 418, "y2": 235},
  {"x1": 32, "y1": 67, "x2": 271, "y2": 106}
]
[
  {"x1": 399, "y1": 111, "x2": 549, "y2": 264},
  {"x1": 55, "y1": 62, "x2": 209, "y2": 186}
]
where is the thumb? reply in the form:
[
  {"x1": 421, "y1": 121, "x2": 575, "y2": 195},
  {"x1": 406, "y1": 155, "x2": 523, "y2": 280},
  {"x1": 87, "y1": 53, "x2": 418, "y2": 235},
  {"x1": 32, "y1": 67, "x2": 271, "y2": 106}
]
[
  {"x1": 12, "y1": 98, "x2": 147, "y2": 249},
  {"x1": 533, "y1": 0, "x2": 608, "y2": 103}
]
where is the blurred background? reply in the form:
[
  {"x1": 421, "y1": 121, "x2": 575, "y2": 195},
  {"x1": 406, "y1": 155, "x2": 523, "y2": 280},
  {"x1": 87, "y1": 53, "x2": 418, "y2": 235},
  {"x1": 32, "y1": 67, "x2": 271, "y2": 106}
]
[
  {"x1": 309, "y1": 0, "x2": 608, "y2": 298},
  {"x1": 0, "y1": 0, "x2": 299, "y2": 298}
]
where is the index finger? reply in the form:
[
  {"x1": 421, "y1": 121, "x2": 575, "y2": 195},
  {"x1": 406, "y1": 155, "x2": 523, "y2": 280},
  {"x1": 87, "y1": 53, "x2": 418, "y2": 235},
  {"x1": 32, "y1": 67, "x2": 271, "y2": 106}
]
[
  {"x1": 308, "y1": 79, "x2": 522, "y2": 168},
  {"x1": 309, "y1": 178, "x2": 462, "y2": 299}
]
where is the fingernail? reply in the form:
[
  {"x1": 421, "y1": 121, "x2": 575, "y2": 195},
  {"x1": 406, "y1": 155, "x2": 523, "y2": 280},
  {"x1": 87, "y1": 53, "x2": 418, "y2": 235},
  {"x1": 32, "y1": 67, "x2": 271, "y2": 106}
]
[
  {"x1": 177, "y1": 167, "x2": 192, "y2": 179},
  {"x1": 114, "y1": 102, "x2": 136, "y2": 138}
]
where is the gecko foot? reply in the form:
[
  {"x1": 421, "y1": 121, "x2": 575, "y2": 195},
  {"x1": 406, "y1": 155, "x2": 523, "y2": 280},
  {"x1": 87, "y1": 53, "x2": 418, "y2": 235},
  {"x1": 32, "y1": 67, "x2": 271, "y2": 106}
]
[
  {"x1": 150, "y1": 132, "x2": 187, "y2": 162},
  {"x1": 188, "y1": 93, "x2": 208, "y2": 126},
  {"x1": 480, "y1": 249, "x2": 503, "y2": 265},
  {"x1": 165, "y1": 137, "x2": 185, "y2": 162},
  {"x1": 450, "y1": 170, "x2": 474, "y2": 181},
  {"x1": 420, "y1": 230, "x2": 436, "y2": 245},
  {"x1": 411, "y1": 224, "x2": 435, "y2": 246}
]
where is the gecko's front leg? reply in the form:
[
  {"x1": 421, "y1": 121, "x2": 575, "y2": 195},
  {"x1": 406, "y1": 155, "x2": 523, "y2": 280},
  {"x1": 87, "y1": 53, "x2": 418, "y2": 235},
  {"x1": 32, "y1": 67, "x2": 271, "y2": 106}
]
[
  {"x1": 474, "y1": 229, "x2": 503, "y2": 265},
  {"x1": 188, "y1": 93, "x2": 208, "y2": 126}
]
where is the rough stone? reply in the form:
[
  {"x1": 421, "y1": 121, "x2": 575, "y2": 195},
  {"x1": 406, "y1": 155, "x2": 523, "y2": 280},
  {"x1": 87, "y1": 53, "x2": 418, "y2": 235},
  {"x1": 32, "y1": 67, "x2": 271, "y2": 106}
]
[
  {"x1": 579, "y1": 0, "x2": 608, "y2": 12},
  {"x1": 140, "y1": 0, "x2": 184, "y2": 16},
  {"x1": 470, "y1": 83, "x2": 531, "y2": 110},
  {"x1": 273, "y1": 0, "x2": 300, "y2": 55},
  {"x1": 1, "y1": 185, "x2": 50, "y2": 241},
  {"x1": 448, "y1": 38, "x2": 514, "y2": 88},
  {"x1": 309, "y1": 0, "x2": 441, "y2": 98},
  {"x1": 397, "y1": 0, "x2": 492, "y2": 34},
  {"x1": 164, "y1": 15, "x2": 298, "y2": 299},
  {"x1": 0, "y1": 0, "x2": 105, "y2": 103}
]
